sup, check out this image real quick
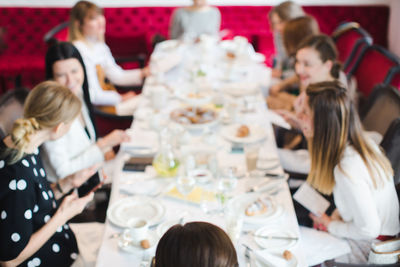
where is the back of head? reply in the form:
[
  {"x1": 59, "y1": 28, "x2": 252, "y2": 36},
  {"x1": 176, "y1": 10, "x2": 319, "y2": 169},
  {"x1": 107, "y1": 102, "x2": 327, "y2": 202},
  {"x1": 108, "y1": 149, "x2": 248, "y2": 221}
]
[
  {"x1": 7, "y1": 81, "x2": 81, "y2": 163},
  {"x1": 0, "y1": 88, "x2": 29, "y2": 138},
  {"x1": 297, "y1": 34, "x2": 340, "y2": 78},
  {"x1": 269, "y1": 1, "x2": 305, "y2": 21},
  {"x1": 283, "y1": 15, "x2": 320, "y2": 56},
  {"x1": 155, "y1": 222, "x2": 238, "y2": 267},
  {"x1": 69, "y1": 0, "x2": 103, "y2": 41}
]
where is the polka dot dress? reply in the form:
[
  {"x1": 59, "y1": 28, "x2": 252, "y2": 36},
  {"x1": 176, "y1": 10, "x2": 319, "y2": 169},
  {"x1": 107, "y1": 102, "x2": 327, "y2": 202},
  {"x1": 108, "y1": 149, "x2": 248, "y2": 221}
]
[{"x1": 0, "y1": 141, "x2": 79, "y2": 267}]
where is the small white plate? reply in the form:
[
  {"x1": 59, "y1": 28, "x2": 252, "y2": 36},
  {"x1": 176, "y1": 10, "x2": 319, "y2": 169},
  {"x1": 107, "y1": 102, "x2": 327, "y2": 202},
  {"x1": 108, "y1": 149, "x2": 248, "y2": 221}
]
[
  {"x1": 107, "y1": 196, "x2": 165, "y2": 228},
  {"x1": 221, "y1": 124, "x2": 267, "y2": 144},
  {"x1": 118, "y1": 230, "x2": 158, "y2": 253},
  {"x1": 228, "y1": 193, "x2": 282, "y2": 224},
  {"x1": 254, "y1": 226, "x2": 298, "y2": 251}
]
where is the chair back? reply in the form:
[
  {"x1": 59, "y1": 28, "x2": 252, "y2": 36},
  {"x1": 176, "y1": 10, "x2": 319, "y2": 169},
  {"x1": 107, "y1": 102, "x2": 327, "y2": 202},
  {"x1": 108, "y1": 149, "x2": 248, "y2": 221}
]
[
  {"x1": 384, "y1": 65, "x2": 400, "y2": 90},
  {"x1": 43, "y1": 21, "x2": 69, "y2": 46},
  {"x1": 380, "y1": 117, "x2": 400, "y2": 186},
  {"x1": 361, "y1": 84, "x2": 400, "y2": 136},
  {"x1": 348, "y1": 45, "x2": 400, "y2": 98},
  {"x1": 332, "y1": 22, "x2": 372, "y2": 73}
]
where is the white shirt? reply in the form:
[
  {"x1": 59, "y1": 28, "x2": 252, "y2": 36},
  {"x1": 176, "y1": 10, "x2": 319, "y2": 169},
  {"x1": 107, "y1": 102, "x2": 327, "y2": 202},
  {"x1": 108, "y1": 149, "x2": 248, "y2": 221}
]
[
  {"x1": 41, "y1": 100, "x2": 104, "y2": 182},
  {"x1": 74, "y1": 40, "x2": 142, "y2": 106},
  {"x1": 328, "y1": 145, "x2": 400, "y2": 240}
]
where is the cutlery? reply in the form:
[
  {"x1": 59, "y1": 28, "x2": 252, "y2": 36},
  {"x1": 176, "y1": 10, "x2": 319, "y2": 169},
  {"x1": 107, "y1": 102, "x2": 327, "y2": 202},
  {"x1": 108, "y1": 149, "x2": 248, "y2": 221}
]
[
  {"x1": 243, "y1": 244, "x2": 252, "y2": 267},
  {"x1": 252, "y1": 234, "x2": 299, "y2": 241}
]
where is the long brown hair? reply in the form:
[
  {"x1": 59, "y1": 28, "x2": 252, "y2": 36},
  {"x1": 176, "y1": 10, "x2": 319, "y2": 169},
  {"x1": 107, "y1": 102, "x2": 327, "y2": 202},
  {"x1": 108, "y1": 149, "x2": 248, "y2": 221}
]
[
  {"x1": 155, "y1": 222, "x2": 238, "y2": 267},
  {"x1": 5, "y1": 81, "x2": 81, "y2": 163},
  {"x1": 283, "y1": 15, "x2": 320, "y2": 56},
  {"x1": 306, "y1": 81, "x2": 393, "y2": 194},
  {"x1": 69, "y1": 0, "x2": 104, "y2": 42}
]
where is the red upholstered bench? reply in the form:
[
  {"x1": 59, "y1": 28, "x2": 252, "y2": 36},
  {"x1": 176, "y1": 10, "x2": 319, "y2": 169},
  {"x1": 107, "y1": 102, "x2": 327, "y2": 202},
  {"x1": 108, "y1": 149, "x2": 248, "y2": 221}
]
[{"x1": 0, "y1": 5, "x2": 389, "y2": 93}]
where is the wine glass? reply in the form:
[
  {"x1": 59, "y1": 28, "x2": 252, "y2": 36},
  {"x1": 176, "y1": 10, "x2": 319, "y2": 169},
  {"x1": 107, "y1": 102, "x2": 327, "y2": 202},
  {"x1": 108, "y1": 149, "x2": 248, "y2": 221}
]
[
  {"x1": 217, "y1": 167, "x2": 238, "y2": 211},
  {"x1": 176, "y1": 175, "x2": 196, "y2": 204}
]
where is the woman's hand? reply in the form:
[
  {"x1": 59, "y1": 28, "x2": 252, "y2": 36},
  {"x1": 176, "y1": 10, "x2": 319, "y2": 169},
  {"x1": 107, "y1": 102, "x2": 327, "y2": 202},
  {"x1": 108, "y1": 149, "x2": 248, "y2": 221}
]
[
  {"x1": 68, "y1": 164, "x2": 100, "y2": 188},
  {"x1": 141, "y1": 66, "x2": 150, "y2": 78},
  {"x1": 269, "y1": 83, "x2": 284, "y2": 96},
  {"x1": 97, "y1": 129, "x2": 131, "y2": 151},
  {"x1": 55, "y1": 192, "x2": 94, "y2": 224},
  {"x1": 275, "y1": 109, "x2": 301, "y2": 129},
  {"x1": 121, "y1": 91, "x2": 136, "y2": 101},
  {"x1": 309, "y1": 213, "x2": 333, "y2": 232},
  {"x1": 104, "y1": 149, "x2": 116, "y2": 161},
  {"x1": 271, "y1": 68, "x2": 282, "y2": 78}
]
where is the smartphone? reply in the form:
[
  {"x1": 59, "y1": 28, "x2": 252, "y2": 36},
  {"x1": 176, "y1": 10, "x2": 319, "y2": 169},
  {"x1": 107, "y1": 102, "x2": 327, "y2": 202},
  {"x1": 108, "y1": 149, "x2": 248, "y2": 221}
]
[
  {"x1": 123, "y1": 157, "x2": 153, "y2": 172},
  {"x1": 77, "y1": 170, "x2": 106, "y2": 197}
]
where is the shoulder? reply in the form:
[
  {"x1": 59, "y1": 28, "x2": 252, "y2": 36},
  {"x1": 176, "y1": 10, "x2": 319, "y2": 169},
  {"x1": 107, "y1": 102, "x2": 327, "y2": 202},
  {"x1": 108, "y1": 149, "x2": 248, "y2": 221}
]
[{"x1": 334, "y1": 146, "x2": 366, "y2": 183}]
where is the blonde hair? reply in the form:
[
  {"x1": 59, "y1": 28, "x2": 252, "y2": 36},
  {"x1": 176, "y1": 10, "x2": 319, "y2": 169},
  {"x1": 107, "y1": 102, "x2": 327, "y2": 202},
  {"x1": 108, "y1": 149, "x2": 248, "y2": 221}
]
[
  {"x1": 306, "y1": 81, "x2": 393, "y2": 194},
  {"x1": 69, "y1": 0, "x2": 104, "y2": 42},
  {"x1": 269, "y1": 1, "x2": 305, "y2": 22},
  {"x1": 7, "y1": 81, "x2": 81, "y2": 163}
]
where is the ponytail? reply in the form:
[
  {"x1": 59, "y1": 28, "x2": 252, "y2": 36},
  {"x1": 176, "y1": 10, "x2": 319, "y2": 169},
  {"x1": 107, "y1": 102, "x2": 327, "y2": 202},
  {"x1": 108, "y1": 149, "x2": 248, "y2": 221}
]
[
  {"x1": 330, "y1": 61, "x2": 341, "y2": 79},
  {"x1": 3, "y1": 81, "x2": 81, "y2": 164}
]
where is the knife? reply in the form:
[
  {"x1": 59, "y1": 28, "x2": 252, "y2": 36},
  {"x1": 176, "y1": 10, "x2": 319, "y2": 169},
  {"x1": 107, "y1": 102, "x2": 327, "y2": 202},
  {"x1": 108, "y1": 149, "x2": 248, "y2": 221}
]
[{"x1": 252, "y1": 234, "x2": 298, "y2": 241}]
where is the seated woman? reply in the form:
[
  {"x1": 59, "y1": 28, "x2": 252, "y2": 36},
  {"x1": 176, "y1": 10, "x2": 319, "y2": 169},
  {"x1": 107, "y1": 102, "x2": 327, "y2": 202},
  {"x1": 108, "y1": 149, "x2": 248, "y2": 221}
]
[
  {"x1": 268, "y1": 15, "x2": 319, "y2": 99},
  {"x1": 170, "y1": 0, "x2": 221, "y2": 40},
  {"x1": 69, "y1": 1, "x2": 149, "y2": 106},
  {"x1": 0, "y1": 81, "x2": 96, "y2": 267},
  {"x1": 301, "y1": 81, "x2": 400, "y2": 263},
  {"x1": 155, "y1": 222, "x2": 238, "y2": 267},
  {"x1": 43, "y1": 42, "x2": 130, "y2": 182},
  {"x1": 273, "y1": 34, "x2": 352, "y2": 173},
  {"x1": 268, "y1": 1, "x2": 304, "y2": 78}
]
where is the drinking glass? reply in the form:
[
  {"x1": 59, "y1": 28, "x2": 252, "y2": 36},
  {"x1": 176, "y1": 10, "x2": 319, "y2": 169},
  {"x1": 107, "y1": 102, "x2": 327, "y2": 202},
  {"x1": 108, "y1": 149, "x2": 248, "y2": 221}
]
[
  {"x1": 217, "y1": 167, "x2": 238, "y2": 209},
  {"x1": 176, "y1": 175, "x2": 196, "y2": 203},
  {"x1": 245, "y1": 145, "x2": 260, "y2": 177}
]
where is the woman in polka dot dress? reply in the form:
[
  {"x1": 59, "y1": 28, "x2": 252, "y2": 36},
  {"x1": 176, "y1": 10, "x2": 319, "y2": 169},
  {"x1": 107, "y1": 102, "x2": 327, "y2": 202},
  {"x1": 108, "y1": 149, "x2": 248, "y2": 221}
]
[{"x1": 0, "y1": 81, "x2": 95, "y2": 267}]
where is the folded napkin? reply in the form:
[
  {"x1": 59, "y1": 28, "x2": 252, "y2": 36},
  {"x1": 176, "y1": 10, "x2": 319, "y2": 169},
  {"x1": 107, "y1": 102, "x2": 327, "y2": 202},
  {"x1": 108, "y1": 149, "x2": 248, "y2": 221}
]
[
  {"x1": 265, "y1": 109, "x2": 291, "y2": 130},
  {"x1": 120, "y1": 129, "x2": 158, "y2": 156},
  {"x1": 166, "y1": 186, "x2": 216, "y2": 204}
]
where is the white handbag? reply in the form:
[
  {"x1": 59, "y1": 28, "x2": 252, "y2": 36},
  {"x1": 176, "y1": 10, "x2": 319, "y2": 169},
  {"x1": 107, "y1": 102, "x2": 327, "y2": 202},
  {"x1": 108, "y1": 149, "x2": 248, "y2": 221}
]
[{"x1": 368, "y1": 238, "x2": 400, "y2": 264}]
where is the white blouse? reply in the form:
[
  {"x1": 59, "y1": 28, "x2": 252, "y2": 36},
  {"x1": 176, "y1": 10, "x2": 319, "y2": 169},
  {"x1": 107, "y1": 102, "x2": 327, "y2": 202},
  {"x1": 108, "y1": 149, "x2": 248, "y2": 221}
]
[
  {"x1": 74, "y1": 40, "x2": 142, "y2": 106},
  {"x1": 41, "y1": 100, "x2": 104, "y2": 182},
  {"x1": 328, "y1": 144, "x2": 400, "y2": 240}
]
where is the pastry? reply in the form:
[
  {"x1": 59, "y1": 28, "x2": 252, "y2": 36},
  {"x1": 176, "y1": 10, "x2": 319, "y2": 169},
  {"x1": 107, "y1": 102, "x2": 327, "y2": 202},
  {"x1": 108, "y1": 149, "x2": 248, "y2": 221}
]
[
  {"x1": 236, "y1": 125, "x2": 250, "y2": 138},
  {"x1": 140, "y1": 239, "x2": 150, "y2": 249},
  {"x1": 245, "y1": 198, "x2": 267, "y2": 216},
  {"x1": 283, "y1": 250, "x2": 293, "y2": 261}
]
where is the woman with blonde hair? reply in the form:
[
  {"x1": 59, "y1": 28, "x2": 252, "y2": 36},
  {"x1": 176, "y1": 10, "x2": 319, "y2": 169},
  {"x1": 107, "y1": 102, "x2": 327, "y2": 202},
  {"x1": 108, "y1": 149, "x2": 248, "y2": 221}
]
[
  {"x1": 268, "y1": 1, "x2": 305, "y2": 78},
  {"x1": 0, "y1": 81, "x2": 96, "y2": 267},
  {"x1": 69, "y1": 0, "x2": 149, "y2": 106},
  {"x1": 299, "y1": 81, "x2": 399, "y2": 262}
]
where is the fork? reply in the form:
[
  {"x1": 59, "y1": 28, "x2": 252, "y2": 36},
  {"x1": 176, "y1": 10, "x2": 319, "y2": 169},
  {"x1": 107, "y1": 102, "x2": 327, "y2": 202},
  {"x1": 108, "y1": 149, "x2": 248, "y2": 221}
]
[{"x1": 243, "y1": 244, "x2": 252, "y2": 267}]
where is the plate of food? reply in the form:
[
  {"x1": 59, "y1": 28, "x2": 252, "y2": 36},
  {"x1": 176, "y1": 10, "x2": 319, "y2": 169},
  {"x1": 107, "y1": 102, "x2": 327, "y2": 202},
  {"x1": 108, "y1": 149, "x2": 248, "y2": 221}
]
[
  {"x1": 254, "y1": 225, "x2": 298, "y2": 251},
  {"x1": 118, "y1": 230, "x2": 159, "y2": 253},
  {"x1": 176, "y1": 91, "x2": 213, "y2": 106},
  {"x1": 170, "y1": 106, "x2": 219, "y2": 130},
  {"x1": 220, "y1": 124, "x2": 267, "y2": 144},
  {"x1": 107, "y1": 196, "x2": 165, "y2": 228},
  {"x1": 228, "y1": 193, "x2": 282, "y2": 224}
]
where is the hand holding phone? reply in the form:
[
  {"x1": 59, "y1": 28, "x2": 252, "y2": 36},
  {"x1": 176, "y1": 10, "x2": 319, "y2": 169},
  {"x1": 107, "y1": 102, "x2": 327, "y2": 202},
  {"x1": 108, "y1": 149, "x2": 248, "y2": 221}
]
[{"x1": 77, "y1": 169, "x2": 108, "y2": 197}]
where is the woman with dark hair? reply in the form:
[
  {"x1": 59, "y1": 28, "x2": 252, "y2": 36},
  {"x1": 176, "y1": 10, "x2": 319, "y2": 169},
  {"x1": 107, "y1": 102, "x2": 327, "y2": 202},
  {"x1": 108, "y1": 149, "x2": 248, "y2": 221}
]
[
  {"x1": 300, "y1": 81, "x2": 399, "y2": 263},
  {"x1": 43, "y1": 42, "x2": 130, "y2": 183},
  {"x1": 155, "y1": 222, "x2": 238, "y2": 267}
]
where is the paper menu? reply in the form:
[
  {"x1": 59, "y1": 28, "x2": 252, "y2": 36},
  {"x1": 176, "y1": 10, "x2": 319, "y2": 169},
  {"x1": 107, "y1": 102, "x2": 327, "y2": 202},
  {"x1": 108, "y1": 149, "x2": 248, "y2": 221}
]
[{"x1": 293, "y1": 182, "x2": 330, "y2": 215}]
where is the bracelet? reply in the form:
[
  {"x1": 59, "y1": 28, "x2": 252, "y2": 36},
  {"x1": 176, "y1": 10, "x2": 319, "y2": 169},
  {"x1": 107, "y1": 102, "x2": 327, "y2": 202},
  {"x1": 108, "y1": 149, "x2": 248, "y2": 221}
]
[{"x1": 55, "y1": 181, "x2": 64, "y2": 194}]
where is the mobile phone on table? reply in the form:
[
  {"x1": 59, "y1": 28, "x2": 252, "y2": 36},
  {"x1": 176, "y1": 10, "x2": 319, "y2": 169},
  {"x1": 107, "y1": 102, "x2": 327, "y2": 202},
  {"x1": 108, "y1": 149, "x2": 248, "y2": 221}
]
[
  {"x1": 77, "y1": 169, "x2": 106, "y2": 197},
  {"x1": 123, "y1": 157, "x2": 153, "y2": 172}
]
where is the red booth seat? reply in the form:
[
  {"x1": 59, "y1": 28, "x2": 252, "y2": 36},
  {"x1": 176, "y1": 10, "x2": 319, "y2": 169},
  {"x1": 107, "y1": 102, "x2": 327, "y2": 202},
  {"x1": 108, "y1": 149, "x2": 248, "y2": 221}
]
[{"x1": 0, "y1": 5, "x2": 390, "y2": 93}]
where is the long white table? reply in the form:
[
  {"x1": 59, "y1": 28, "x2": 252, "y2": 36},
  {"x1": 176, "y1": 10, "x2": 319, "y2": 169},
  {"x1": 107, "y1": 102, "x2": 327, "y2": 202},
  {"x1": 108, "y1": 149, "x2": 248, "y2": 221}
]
[{"x1": 96, "y1": 40, "x2": 307, "y2": 267}]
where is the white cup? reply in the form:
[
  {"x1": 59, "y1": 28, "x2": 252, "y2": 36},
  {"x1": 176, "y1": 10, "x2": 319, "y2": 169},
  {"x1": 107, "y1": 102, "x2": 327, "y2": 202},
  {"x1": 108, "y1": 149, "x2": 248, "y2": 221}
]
[
  {"x1": 150, "y1": 85, "x2": 168, "y2": 111},
  {"x1": 123, "y1": 218, "x2": 149, "y2": 245}
]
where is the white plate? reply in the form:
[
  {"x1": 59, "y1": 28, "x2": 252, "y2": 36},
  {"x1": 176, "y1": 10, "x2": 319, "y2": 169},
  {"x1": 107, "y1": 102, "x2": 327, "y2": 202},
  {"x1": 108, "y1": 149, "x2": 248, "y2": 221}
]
[
  {"x1": 228, "y1": 193, "x2": 282, "y2": 224},
  {"x1": 221, "y1": 124, "x2": 267, "y2": 144},
  {"x1": 253, "y1": 252, "x2": 298, "y2": 267},
  {"x1": 175, "y1": 90, "x2": 213, "y2": 107},
  {"x1": 254, "y1": 226, "x2": 298, "y2": 251},
  {"x1": 219, "y1": 82, "x2": 259, "y2": 97},
  {"x1": 107, "y1": 196, "x2": 165, "y2": 228},
  {"x1": 118, "y1": 230, "x2": 158, "y2": 253}
]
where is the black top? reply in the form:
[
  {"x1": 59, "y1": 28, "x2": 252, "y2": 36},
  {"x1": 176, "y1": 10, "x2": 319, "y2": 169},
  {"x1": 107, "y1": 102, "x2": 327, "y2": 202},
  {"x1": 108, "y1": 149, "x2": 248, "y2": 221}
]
[{"x1": 0, "y1": 140, "x2": 78, "y2": 267}]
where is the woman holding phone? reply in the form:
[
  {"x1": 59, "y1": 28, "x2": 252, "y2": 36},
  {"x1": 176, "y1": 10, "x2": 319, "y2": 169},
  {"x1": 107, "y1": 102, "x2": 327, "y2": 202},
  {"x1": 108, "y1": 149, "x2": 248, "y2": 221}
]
[{"x1": 0, "y1": 81, "x2": 95, "y2": 267}]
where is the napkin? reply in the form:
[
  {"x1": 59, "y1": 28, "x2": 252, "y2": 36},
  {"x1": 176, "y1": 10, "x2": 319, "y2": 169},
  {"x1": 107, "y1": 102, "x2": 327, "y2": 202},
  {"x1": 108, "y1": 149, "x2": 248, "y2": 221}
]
[
  {"x1": 120, "y1": 129, "x2": 158, "y2": 156},
  {"x1": 265, "y1": 109, "x2": 291, "y2": 130},
  {"x1": 254, "y1": 250, "x2": 289, "y2": 266},
  {"x1": 166, "y1": 187, "x2": 216, "y2": 204}
]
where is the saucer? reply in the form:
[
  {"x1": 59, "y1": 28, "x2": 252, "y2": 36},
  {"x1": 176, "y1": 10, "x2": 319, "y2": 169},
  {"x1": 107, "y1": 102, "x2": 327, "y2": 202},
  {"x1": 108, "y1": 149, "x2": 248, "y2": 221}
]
[{"x1": 118, "y1": 230, "x2": 158, "y2": 253}]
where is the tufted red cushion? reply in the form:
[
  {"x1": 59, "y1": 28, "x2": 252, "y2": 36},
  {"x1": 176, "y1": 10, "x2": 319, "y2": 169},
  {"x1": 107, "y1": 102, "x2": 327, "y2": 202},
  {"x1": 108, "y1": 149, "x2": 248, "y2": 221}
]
[
  {"x1": 350, "y1": 46, "x2": 400, "y2": 97},
  {"x1": 0, "y1": 5, "x2": 390, "y2": 93}
]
